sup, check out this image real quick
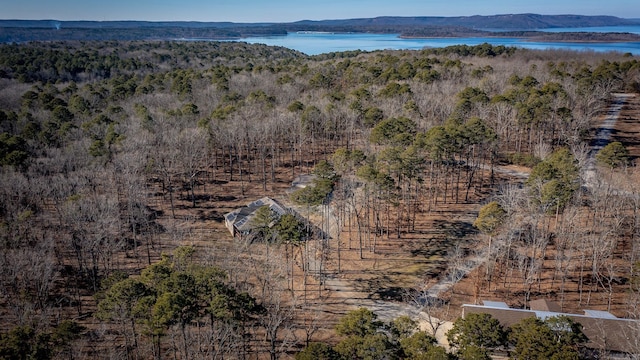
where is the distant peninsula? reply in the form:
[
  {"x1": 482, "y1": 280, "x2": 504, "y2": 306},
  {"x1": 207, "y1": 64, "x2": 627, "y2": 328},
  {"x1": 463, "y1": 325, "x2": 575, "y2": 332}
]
[{"x1": 1, "y1": 14, "x2": 640, "y2": 43}]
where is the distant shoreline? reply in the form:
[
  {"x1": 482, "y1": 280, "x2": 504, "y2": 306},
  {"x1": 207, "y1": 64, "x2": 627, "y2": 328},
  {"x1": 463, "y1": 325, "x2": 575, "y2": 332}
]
[
  {"x1": 2, "y1": 14, "x2": 640, "y2": 43},
  {"x1": 398, "y1": 32, "x2": 640, "y2": 43}
]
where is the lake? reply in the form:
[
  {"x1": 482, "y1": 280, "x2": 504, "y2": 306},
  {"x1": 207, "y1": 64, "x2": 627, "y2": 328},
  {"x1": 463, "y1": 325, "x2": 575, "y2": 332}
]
[{"x1": 237, "y1": 26, "x2": 640, "y2": 55}]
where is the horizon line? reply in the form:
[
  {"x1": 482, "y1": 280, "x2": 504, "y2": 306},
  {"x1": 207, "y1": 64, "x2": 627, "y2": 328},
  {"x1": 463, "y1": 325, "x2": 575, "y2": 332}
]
[{"x1": 1, "y1": 13, "x2": 639, "y2": 24}]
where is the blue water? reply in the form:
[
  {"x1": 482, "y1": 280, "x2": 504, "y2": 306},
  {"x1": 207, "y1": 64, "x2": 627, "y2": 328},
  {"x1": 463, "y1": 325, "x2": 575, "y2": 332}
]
[{"x1": 237, "y1": 26, "x2": 640, "y2": 55}]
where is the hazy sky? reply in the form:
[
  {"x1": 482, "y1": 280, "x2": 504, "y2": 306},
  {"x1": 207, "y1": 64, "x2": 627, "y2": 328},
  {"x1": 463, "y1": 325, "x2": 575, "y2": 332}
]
[{"x1": 1, "y1": 0, "x2": 639, "y2": 22}]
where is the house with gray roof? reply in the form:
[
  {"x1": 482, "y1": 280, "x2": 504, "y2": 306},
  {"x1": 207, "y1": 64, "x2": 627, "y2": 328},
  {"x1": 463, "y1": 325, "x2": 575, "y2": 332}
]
[
  {"x1": 462, "y1": 299, "x2": 640, "y2": 355},
  {"x1": 224, "y1": 197, "x2": 288, "y2": 238}
]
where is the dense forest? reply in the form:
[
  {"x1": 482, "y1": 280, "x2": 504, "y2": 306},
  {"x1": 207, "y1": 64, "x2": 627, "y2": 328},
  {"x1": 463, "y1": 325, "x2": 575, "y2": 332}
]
[{"x1": 1, "y1": 39, "x2": 640, "y2": 359}]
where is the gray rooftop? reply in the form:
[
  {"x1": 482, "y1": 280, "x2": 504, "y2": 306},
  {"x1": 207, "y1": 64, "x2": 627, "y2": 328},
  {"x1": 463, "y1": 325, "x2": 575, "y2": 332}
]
[{"x1": 225, "y1": 197, "x2": 288, "y2": 234}]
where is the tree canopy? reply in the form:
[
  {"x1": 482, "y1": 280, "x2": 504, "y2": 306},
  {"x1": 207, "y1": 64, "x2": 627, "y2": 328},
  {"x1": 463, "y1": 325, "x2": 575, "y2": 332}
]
[
  {"x1": 446, "y1": 313, "x2": 507, "y2": 353},
  {"x1": 509, "y1": 316, "x2": 587, "y2": 360},
  {"x1": 473, "y1": 201, "x2": 507, "y2": 236},
  {"x1": 527, "y1": 148, "x2": 580, "y2": 212},
  {"x1": 596, "y1": 141, "x2": 630, "y2": 169}
]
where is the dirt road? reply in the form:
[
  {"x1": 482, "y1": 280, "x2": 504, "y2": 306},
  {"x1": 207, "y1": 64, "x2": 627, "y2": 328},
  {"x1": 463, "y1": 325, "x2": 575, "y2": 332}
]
[{"x1": 584, "y1": 93, "x2": 634, "y2": 189}]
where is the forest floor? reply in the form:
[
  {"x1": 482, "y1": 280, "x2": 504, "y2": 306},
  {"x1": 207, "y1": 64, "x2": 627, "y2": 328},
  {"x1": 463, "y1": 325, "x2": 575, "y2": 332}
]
[
  {"x1": 74, "y1": 93, "x2": 640, "y2": 353},
  {"x1": 279, "y1": 92, "x2": 640, "y2": 346},
  {"x1": 443, "y1": 92, "x2": 640, "y2": 317}
]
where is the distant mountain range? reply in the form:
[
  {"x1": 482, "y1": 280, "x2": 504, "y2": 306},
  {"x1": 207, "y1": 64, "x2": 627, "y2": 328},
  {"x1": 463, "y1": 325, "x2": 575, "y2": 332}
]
[
  {"x1": 292, "y1": 14, "x2": 640, "y2": 29},
  {"x1": 2, "y1": 14, "x2": 639, "y2": 29},
  {"x1": 1, "y1": 14, "x2": 639, "y2": 43}
]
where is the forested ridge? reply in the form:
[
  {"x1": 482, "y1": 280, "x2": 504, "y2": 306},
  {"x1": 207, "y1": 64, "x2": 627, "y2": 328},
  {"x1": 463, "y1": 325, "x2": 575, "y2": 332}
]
[
  {"x1": 2, "y1": 13, "x2": 640, "y2": 42},
  {"x1": 1, "y1": 40, "x2": 640, "y2": 359}
]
